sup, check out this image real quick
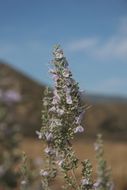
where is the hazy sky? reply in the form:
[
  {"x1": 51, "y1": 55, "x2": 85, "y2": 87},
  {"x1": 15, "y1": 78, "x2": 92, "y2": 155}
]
[{"x1": 0, "y1": 0, "x2": 127, "y2": 97}]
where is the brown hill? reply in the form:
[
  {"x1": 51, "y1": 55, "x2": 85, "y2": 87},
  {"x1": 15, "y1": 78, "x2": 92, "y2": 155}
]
[
  {"x1": 0, "y1": 62, "x2": 127, "y2": 141},
  {"x1": 0, "y1": 62, "x2": 45, "y2": 136}
]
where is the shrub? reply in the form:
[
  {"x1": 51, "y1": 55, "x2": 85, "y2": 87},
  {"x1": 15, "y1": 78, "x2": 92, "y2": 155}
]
[{"x1": 0, "y1": 89, "x2": 22, "y2": 189}]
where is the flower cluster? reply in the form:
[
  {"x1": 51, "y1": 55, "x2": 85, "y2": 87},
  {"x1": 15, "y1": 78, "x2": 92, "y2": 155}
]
[{"x1": 49, "y1": 46, "x2": 85, "y2": 148}]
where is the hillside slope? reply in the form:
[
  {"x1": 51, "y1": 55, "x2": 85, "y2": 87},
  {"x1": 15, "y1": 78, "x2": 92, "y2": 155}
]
[{"x1": 0, "y1": 62, "x2": 45, "y2": 136}]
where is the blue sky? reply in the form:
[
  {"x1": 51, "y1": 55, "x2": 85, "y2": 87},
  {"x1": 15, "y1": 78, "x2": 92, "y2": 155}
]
[{"x1": 0, "y1": 0, "x2": 127, "y2": 97}]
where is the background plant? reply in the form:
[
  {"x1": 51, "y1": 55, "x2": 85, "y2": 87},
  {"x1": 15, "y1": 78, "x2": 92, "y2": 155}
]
[
  {"x1": 94, "y1": 134, "x2": 114, "y2": 190},
  {"x1": 0, "y1": 88, "x2": 22, "y2": 189}
]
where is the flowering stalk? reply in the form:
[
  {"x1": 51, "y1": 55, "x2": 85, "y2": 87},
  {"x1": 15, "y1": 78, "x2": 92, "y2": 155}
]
[
  {"x1": 37, "y1": 46, "x2": 113, "y2": 190},
  {"x1": 94, "y1": 134, "x2": 114, "y2": 190},
  {"x1": 20, "y1": 152, "x2": 29, "y2": 190},
  {"x1": 36, "y1": 46, "x2": 86, "y2": 190},
  {"x1": 20, "y1": 152, "x2": 36, "y2": 190},
  {"x1": 81, "y1": 159, "x2": 93, "y2": 190},
  {"x1": 36, "y1": 88, "x2": 57, "y2": 189}
]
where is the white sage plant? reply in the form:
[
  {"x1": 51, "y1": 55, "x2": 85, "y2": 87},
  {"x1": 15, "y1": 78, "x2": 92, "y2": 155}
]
[{"x1": 36, "y1": 45, "x2": 113, "y2": 190}]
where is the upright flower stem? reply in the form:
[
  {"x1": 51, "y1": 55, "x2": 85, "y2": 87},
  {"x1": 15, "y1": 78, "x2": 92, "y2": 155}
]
[
  {"x1": 94, "y1": 134, "x2": 113, "y2": 190},
  {"x1": 36, "y1": 45, "x2": 113, "y2": 190}
]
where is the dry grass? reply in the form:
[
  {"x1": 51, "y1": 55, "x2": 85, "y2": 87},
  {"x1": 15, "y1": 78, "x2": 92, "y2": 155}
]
[{"x1": 21, "y1": 138, "x2": 127, "y2": 190}]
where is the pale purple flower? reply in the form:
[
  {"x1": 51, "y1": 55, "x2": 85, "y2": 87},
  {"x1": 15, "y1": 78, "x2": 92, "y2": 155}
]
[
  {"x1": 54, "y1": 48, "x2": 64, "y2": 59},
  {"x1": 44, "y1": 147, "x2": 51, "y2": 154},
  {"x1": 44, "y1": 146, "x2": 55, "y2": 155},
  {"x1": 54, "y1": 89, "x2": 60, "y2": 99},
  {"x1": 75, "y1": 111, "x2": 85, "y2": 124},
  {"x1": 0, "y1": 90, "x2": 21, "y2": 103},
  {"x1": 81, "y1": 178, "x2": 89, "y2": 185},
  {"x1": 21, "y1": 180, "x2": 27, "y2": 185},
  {"x1": 93, "y1": 180, "x2": 101, "y2": 189},
  {"x1": 52, "y1": 89, "x2": 60, "y2": 104},
  {"x1": 94, "y1": 143, "x2": 100, "y2": 151},
  {"x1": 66, "y1": 94, "x2": 72, "y2": 104},
  {"x1": 4, "y1": 90, "x2": 21, "y2": 102},
  {"x1": 52, "y1": 96, "x2": 59, "y2": 105},
  {"x1": 36, "y1": 130, "x2": 43, "y2": 139},
  {"x1": 57, "y1": 108, "x2": 64, "y2": 115},
  {"x1": 75, "y1": 117, "x2": 80, "y2": 125},
  {"x1": 74, "y1": 125, "x2": 84, "y2": 133},
  {"x1": 65, "y1": 79, "x2": 71, "y2": 86},
  {"x1": 49, "y1": 106, "x2": 56, "y2": 112},
  {"x1": 45, "y1": 132, "x2": 53, "y2": 141},
  {"x1": 62, "y1": 68, "x2": 70, "y2": 77},
  {"x1": 65, "y1": 87, "x2": 72, "y2": 104},
  {"x1": 64, "y1": 86, "x2": 71, "y2": 94},
  {"x1": 40, "y1": 170, "x2": 49, "y2": 177},
  {"x1": 52, "y1": 73, "x2": 59, "y2": 82}
]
